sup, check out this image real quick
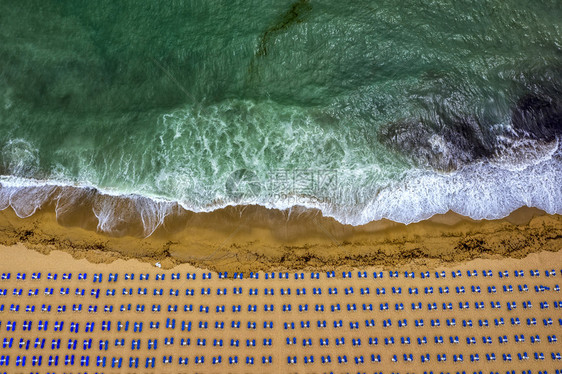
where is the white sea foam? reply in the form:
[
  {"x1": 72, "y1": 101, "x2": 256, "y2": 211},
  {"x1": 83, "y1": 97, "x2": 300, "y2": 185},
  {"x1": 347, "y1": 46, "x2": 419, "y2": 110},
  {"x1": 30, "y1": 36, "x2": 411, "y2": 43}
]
[
  {"x1": 0, "y1": 139, "x2": 560, "y2": 235},
  {"x1": 1, "y1": 101, "x2": 560, "y2": 231}
]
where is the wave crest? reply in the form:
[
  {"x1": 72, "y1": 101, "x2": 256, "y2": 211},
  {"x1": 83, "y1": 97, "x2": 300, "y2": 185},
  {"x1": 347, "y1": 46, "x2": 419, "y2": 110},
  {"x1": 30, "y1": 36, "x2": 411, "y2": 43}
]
[{"x1": 1, "y1": 140, "x2": 561, "y2": 236}]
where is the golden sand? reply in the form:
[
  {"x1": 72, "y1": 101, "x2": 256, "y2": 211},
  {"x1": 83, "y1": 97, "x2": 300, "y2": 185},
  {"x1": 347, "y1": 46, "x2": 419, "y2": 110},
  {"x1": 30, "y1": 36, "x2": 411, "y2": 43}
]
[
  {"x1": 0, "y1": 244, "x2": 561, "y2": 373},
  {"x1": 1, "y1": 201, "x2": 561, "y2": 372},
  {"x1": 0, "y1": 205, "x2": 561, "y2": 273}
]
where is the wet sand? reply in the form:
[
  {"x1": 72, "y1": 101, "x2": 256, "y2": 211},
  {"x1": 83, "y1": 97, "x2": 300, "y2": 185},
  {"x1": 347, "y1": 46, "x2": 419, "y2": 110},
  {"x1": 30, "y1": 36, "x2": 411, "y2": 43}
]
[{"x1": 0, "y1": 204, "x2": 560, "y2": 273}]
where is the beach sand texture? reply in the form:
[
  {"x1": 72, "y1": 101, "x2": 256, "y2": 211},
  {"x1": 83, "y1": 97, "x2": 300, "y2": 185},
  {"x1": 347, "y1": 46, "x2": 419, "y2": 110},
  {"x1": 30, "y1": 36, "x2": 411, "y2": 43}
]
[
  {"x1": 0, "y1": 205, "x2": 561, "y2": 273},
  {"x1": 0, "y1": 244, "x2": 561, "y2": 373}
]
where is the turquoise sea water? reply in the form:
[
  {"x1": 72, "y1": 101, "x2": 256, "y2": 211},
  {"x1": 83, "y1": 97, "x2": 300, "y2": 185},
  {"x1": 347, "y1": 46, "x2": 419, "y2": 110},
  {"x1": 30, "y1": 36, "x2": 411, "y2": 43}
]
[{"x1": 0, "y1": 1, "x2": 561, "y2": 235}]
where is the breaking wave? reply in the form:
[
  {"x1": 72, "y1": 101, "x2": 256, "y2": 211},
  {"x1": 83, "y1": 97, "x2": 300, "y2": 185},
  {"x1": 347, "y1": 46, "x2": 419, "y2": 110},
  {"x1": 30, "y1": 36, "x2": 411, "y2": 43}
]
[{"x1": 0, "y1": 136, "x2": 560, "y2": 236}]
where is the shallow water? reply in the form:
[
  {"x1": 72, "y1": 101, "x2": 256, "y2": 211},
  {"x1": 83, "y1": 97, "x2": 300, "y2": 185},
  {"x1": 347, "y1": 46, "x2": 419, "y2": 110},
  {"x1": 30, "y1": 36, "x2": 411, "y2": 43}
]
[{"x1": 0, "y1": 0, "x2": 561, "y2": 235}]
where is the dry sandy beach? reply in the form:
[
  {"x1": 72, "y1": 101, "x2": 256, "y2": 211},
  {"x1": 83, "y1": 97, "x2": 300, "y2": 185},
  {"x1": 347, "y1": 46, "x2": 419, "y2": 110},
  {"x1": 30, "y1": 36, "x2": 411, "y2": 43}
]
[
  {"x1": 0, "y1": 207, "x2": 561, "y2": 373},
  {"x1": 0, "y1": 244, "x2": 561, "y2": 373}
]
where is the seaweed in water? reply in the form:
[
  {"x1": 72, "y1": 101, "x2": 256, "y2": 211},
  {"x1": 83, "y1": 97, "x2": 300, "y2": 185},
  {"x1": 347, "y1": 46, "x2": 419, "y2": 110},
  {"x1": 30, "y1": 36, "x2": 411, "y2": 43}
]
[{"x1": 256, "y1": 0, "x2": 312, "y2": 57}]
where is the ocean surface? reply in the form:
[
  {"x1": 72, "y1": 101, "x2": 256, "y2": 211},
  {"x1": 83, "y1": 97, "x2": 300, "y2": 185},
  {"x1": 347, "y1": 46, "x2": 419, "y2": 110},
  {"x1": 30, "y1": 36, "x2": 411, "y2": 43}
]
[{"x1": 0, "y1": 0, "x2": 561, "y2": 236}]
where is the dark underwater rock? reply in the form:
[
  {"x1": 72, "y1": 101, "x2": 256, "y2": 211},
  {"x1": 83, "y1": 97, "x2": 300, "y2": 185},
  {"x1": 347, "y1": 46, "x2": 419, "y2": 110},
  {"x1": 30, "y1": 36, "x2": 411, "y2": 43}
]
[
  {"x1": 377, "y1": 117, "x2": 494, "y2": 171},
  {"x1": 379, "y1": 86, "x2": 562, "y2": 171},
  {"x1": 511, "y1": 92, "x2": 562, "y2": 141}
]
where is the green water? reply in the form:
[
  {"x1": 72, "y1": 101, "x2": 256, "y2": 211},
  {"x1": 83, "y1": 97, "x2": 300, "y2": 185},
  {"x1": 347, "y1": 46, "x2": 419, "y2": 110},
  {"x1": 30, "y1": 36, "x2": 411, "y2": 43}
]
[{"x1": 0, "y1": 0, "x2": 561, "y2": 231}]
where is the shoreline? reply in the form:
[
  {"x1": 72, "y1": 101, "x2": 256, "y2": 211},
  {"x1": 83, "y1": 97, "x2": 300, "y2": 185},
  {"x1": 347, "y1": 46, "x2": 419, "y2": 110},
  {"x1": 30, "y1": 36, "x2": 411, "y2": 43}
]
[{"x1": 0, "y1": 204, "x2": 560, "y2": 273}]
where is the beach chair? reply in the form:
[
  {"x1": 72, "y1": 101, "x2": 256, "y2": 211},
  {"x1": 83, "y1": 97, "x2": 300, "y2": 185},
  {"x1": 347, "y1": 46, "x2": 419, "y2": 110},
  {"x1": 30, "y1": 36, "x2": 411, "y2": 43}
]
[
  {"x1": 246, "y1": 339, "x2": 256, "y2": 347},
  {"x1": 232, "y1": 287, "x2": 242, "y2": 295},
  {"x1": 283, "y1": 322, "x2": 294, "y2": 330},
  {"x1": 128, "y1": 357, "x2": 138, "y2": 368},
  {"x1": 99, "y1": 339, "x2": 109, "y2": 350},
  {"x1": 15, "y1": 355, "x2": 26, "y2": 367},
  {"x1": 111, "y1": 357, "x2": 122, "y2": 368},
  {"x1": 178, "y1": 357, "x2": 188, "y2": 365},
  {"x1": 316, "y1": 320, "x2": 326, "y2": 328},
  {"x1": 453, "y1": 354, "x2": 464, "y2": 363},
  {"x1": 50, "y1": 339, "x2": 60, "y2": 349}
]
